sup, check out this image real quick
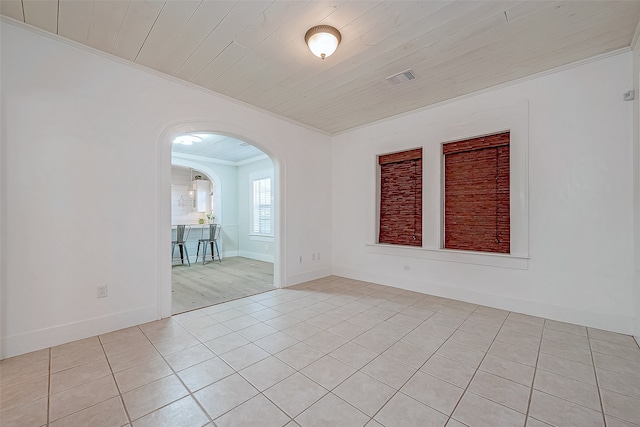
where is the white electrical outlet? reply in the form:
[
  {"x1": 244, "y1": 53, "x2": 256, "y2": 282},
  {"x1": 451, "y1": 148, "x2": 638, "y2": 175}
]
[
  {"x1": 317, "y1": 252, "x2": 320, "y2": 260},
  {"x1": 298, "y1": 256, "x2": 303, "y2": 263},
  {"x1": 97, "y1": 285, "x2": 108, "y2": 298},
  {"x1": 403, "y1": 265, "x2": 411, "y2": 271},
  {"x1": 312, "y1": 253, "x2": 316, "y2": 261}
]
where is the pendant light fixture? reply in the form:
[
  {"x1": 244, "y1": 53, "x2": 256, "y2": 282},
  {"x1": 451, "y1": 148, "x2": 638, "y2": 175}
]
[
  {"x1": 305, "y1": 25, "x2": 341, "y2": 60},
  {"x1": 189, "y1": 168, "x2": 194, "y2": 198}
]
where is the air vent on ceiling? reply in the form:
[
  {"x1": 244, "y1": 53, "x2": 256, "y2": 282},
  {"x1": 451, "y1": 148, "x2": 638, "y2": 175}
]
[{"x1": 386, "y1": 69, "x2": 416, "y2": 85}]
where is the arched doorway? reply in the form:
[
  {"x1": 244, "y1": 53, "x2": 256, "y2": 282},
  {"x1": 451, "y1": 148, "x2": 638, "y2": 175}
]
[{"x1": 158, "y1": 122, "x2": 285, "y2": 319}]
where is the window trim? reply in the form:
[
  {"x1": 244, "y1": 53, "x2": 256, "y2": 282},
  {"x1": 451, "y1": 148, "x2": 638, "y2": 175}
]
[
  {"x1": 250, "y1": 170, "x2": 274, "y2": 238},
  {"x1": 367, "y1": 101, "x2": 529, "y2": 269}
]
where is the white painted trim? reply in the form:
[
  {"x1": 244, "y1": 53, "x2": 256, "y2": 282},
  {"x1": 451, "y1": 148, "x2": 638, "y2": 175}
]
[
  {"x1": 250, "y1": 235, "x2": 275, "y2": 242},
  {"x1": 238, "y1": 250, "x2": 274, "y2": 263},
  {"x1": 632, "y1": 18, "x2": 640, "y2": 51},
  {"x1": 365, "y1": 244, "x2": 529, "y2": 270},
  {"x1": 285, "y1": 268, "x2": 332, "y2": 287},
  {"x1": 0, "y1": 16, "x2": 332, "y2": 137},
  {"x1": 0, "y1": 305, "x2": 157, "y2": 359},
  {"x1": 332, "y1": 266, "x2": 635, "y2": 336},
  {"x1": 237, "y1": 154, "x2": 269, "y2": 166},
  {"x1": 172, "y1": 151, "x2": 269, "y2": 167}
]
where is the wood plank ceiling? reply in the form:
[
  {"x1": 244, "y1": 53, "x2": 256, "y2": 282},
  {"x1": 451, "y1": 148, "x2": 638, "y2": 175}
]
[{"x1": 2, "y1": 1, "x2": 640, "y2": 135}]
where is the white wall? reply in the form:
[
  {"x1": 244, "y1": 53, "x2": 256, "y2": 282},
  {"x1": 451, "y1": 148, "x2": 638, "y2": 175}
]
[
  {"x1": 237, "y1": 158, "x2": 276, "y2": 263},
  {"x1": 0, "y1": 20, "x2": 331, "y2": 358},
  {"x1": 633, "y1": 41, "x2": 640, "y2": 340},
  {"x1": 332, "y1": 52, "x2": 636, "y2": 335}
]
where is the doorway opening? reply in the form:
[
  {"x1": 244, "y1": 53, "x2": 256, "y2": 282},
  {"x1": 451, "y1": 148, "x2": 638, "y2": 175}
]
[{"x1": 170, "y1": 132, "x2": 276, "y2": 314}]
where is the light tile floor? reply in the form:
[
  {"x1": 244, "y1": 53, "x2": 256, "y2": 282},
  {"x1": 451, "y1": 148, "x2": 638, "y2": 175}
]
[{"x1": 2, "y1": 276, "x2": 640, "y2": 427}]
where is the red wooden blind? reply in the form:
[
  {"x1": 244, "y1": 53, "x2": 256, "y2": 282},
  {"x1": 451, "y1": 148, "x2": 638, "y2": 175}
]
[
  {"x1": 379, "y1": 148, "x2": 422, "y2": 246},
  {"x1": 444, "y1": 132, "x2": 509, "y2": 253}
]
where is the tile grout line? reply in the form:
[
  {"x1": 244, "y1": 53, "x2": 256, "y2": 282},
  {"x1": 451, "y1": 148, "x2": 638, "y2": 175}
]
[
  {"x1": 46, "y1": 348, "x2": 51, "y2": 427},
  {"x1": 98, "y1": 332, "x2": 133, "y2": 426},
  {"x1": 586, "y1": 328, "x2": 608, "y2": 427},
  {"x1": 522, "y1": 318, "x2": 544, "y2": 427}
]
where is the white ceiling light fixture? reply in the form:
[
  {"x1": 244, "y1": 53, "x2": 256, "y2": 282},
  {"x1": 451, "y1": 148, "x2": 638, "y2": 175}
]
[
  {"x1": 305, "y1": 25, "x2": 341, "y2": 60},
  {"x1": 173, "y1": 134, "x2": 203, "y2": 146}
]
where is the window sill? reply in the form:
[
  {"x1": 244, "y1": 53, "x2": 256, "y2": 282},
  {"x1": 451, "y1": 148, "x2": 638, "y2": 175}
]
[
  {"x1": 365, "y1": 243, "x2": 529, "y2": 270},
  {"x1": 250, "y1": 235, "x2": 274, "y2": 242}
]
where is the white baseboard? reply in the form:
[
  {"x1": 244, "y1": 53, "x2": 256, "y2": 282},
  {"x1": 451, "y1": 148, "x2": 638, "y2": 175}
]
[
  {"x1": 285, "y1": 268, "x2": 333, "y2": 287},
  {"x1": 238, "y1": 250, "x2": 274, "y2": 263},
  {"x1": 332, "y1": 266, "x2": 635, "y2": 336},
  {"x1": 1, "y1": 305, "x2": 158, "y2": 359}
]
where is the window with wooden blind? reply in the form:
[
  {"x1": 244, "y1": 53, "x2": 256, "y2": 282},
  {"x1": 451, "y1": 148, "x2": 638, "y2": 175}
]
[
  {"x1": 378, "y1": 148, "x2": 422, "y2": 246},
  {"x1": 443, "y1": 132, "x2": 509, "y2": 253}
]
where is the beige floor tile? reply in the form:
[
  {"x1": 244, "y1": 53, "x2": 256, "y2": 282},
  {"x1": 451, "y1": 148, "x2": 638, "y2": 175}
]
[
  {"x1": 529, "y1": 390, "x2": 603, "y2": 427},
  {"x1": 102, "y1": 334, "x2": 152, "y2": 357},
  {"x1": 467, "y1": 312, "x2": 506, "y2": 328},
  {"x1": 51, "y1": 336, "x2": 101, "y2": 358},
  {"x1": 374, "y1": 392, "x2": 448, "y2": 427},
  {"x1": 543, "y1": 328, "x2": 591, "y2": 349},
  {"x1": 276, "y1": 342, "x2": 325, "y2": 370},
  {"x1": 51, "y1": 358, "x2": 112, "y2": 394},
  {"x1": 507, "y1": 312, "x2": 544, "y2": 327},
  {"x1": 0, "y1": 375, "x2": 49, "y2": 412},
  {"x1": 588, "y1": 328, "x2": 639, "y2": 347},
  {"x1": 500, "y1": 320, "x2": 543, "y2": 338},
  {"x1": 540, "y1": 339, "x2": 593, "y2": 366},
  {"x1": 325, "y1": 321, "x2": 368, "y2": 340},
  {"x1": 204, "y1": 332, "x2": 250, "y2": 355},
  {"x1": 177, "y1": 357, "x2": 234, "y2": 392},
  {"x1": 264, "y1": 372, "x2": 328, "y2": 418},
  {"x1": 0, "y1": 396, "x2": 48, "y2": 427},
  {"x1": 0, "y1": 349, "x2": 49, "y2": 372},
  {"x1": 301, "y1": 355, "x2": 356, "y2": 390},
  {"x1": 306, "y1": 313, "x2": 343, "y2": 330},
  {"x1": 215, "y1": 394, "x2": 290, "y2": 427},
  {"x1": 303, "y1": 330, "x2": 349, "y2": 353},
  {"x1": 222, "y1": 315, "x2": 261, "y2": 332},
  {"x1": 361, "y1": 354, "x2": 416, "y2": 389},
  {"x1": 468, "y1": 371, "x2": 530, "y2": 413},
  {"x1": 362, "y1": 306, "x2": 397, "y2": 321},
  {"x1": 365, "y1": 419, "x2": 385, "y2": 427},
  {"x1": 489, "y1": 340, "x2": 538, "y2": 366},
  {"x1": 282, "y1": 322, "x2": 323, "y2": 341},
  {"x1": 414, "y1": 321, "x2": 457, "y2": 339},
  {"x1": 593, "y1": 351, "x2": 640, "y2": 378},
  {"x1": 50, "y1": 396, "x2": 128, "y2": 427},
  {"x1": 401, "y1": 371, "x2": 463, "y2": 415},
  {"x1": 590, "y1": 339, "x2": 640, "y2": 363},
  {"x1": 115, "y1": 358, "x2": 173, "y2": 393},
  {"x1": 51, "y1": 345, "x2": 106, "y2": 373},
  {"x1": 544, "y1": 320, "x2": 587, "y2": 337},
  {"x1": 107, "y1": 343, "x2": 161, "y2": 373},
  {"x1": 421, "y1": 354, "x2": 476, "y2": 388},
  {"x1": 479, "y1": 354, "x2": 535, "y2": 386},
  {"x1": 387, "y1": 313, "x2": 424, "y2": 329},
  {"x1": 194, "y1": 373, "x2": 259, "y2": 419},
  {"x1": 401, "y1": 330, "x2": 446, "y2": 352},
  {"x1": 369, "y1": 321, "x2": 412, "y2": 340},
  {"x1": 447, "y1": 300, "x2": 478, "y2": 312},
  {"x1": 537, "y1": 352, "x2": 597, "y2": 385},
  {"x1": 453, "y1": 391, "x2": 525, "y2": 427},
  {"x1": 152, "y1": 334, "x2": 200, "y2": 356},
  {"x1": 122, "y1": 375, "x2": 188, "y2": 421},
  {"x1": 0, "y1": 358, "x2": 49, "y2": 390},
  {"x1": 601, "y1": 388, "x2": 640, "y2": 425},
  {"x1": 605, "y1": 414, "x2": 640, "y2": 427},
  {"x1": 237, "y1": 323, "x2": 279, "y2": 341},
  {"x1": 448, "y1": 329, "x2": 494, "y2": 352},
  {"x1": 436, "y1": 341, "x2": 485, "y2": 368},
  {"x1": 254, "y1": 331, "x2": 299, "y2": 354},
  {"x1": 437, "y1": 307, "x2": 471, "y2": 321},
  {"x1": 496, "y1": 329, "x2": 540, "y2": 351},
  {"x1": 239, "y1": 356, "x2": 295, "y2": 391},
  {"x1": 526, "y1": 417, "x2": 553, "y2": 427},
  {"x1": 382, "y1": 340, "x2": 433, "y2": 369},
  {"x1": 596, "y1": 366, "x2": 640, "y2": 399},
  {"x1": 347, "y1": 313, "x2": 384, "y2": 330},
  {"x1": 143, "y1": 324, "x2": 189, "y2": 342},
  {"x1": 296, "y1": 393, "x2": 370, "y2": 427},
  {"x1": 333, "y1": 371, "x2": 395, "y2": 416},
  {"x1": 426, "y1": 313, "x2": 465, "y2": 329},
  {"x1": 132, "y1": 396, "x2": 209, "y2": 427},
  {"x1": 533, "y1": 369, "x2": 601, "y2": 411},
  {"x1": 219, "y1": 343, "x2": 270, "y2": 371},
  {"x1": 163, "y1": 343, "x2": 215, "y2": 372},
  {"x1": 264, "y1": 314, "x2": 303, "y2": 330},
  {"x1": 99, "y1": 326, "x2": 144, "y2": 344},
  {"x1": 50, "y1": 375, "x2": 119, "y2": 421},
  {"x1": 352, "y1": 330, "x2": 398, "y2": 353}
]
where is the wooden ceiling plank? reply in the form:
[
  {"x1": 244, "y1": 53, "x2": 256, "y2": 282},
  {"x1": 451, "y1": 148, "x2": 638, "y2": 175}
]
[
  {"x1": 258, "y1": 0, "x2": 490, "y2": 112},
  {"x1": 174, "y1": 0, "x2": 273, "y2": 82},
  {"x1": 23, "y1": 0, "x2": 57, "y2": 33},
  {"x1": 112, "y1": 0, "x2": 165, "y2": 62},
  {"x1": 1, "y1": 0, "x2": 24, "y2": 21},
  {"x1": 86, "y1": 0, "x2": 130, "y2": 53},
  {"x1": 135, "y1": 0, "x2": 201, "y2": 68},
  {"x1": 58, "y1": 0, "x2": 94, "y2": 44},
  {"x1": 194, "y1": 42, "x2": 248, "y2": 88},
  {"x1": 154, "y1": 1, "x2": 237, "y2": 76}
]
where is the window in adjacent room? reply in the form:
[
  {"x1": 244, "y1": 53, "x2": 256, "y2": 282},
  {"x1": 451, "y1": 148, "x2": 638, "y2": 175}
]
[
  {"x1": 443, "y1": 132, "x2": 510, "y2": 253},
  {"x1": 251, "y1": 171, "x2": 273, "y2": 237},
  {"x1": 378, "y1": 148, "x2": 422, "y2": 246}
]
